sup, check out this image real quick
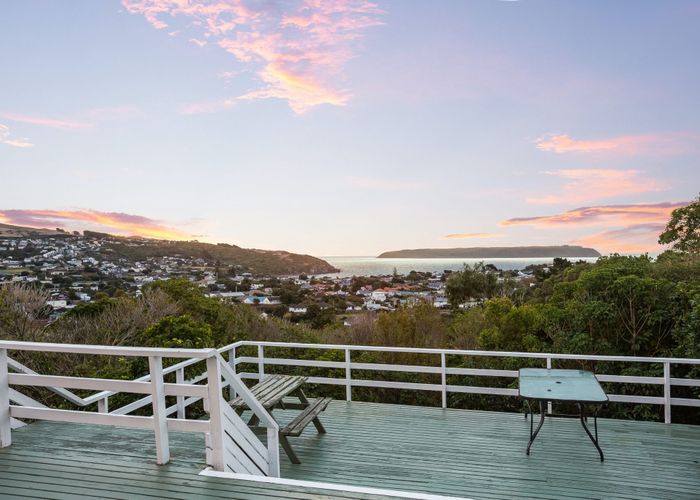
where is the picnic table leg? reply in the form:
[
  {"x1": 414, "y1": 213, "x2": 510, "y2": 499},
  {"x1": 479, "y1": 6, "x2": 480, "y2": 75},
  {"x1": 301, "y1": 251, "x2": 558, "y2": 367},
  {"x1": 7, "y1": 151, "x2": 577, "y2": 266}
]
[
  {"x1": 280, "y1": 434, "x2": 301, "y2": 464},
  {"x1": 578, "y1": 403, "x2": 604, "y2": 462},
  {"x1": 526, "y1": 400, "x2": 545, "y2": 456},
  {"x1": 296, "y1": 389, "x2": 326, "y2": 434}
]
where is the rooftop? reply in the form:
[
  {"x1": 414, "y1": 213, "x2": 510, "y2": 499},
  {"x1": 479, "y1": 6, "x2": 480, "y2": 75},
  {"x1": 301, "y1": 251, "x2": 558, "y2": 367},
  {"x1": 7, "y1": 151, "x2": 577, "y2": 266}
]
[{"x1": 2, "y1": 400, "x2": 700, "y2": 499}]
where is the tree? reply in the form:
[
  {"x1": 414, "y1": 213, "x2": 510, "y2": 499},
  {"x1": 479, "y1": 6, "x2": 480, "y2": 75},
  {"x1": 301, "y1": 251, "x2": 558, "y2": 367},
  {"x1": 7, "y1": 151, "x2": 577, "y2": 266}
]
[
  {"x1": 659, "y1": 194, "x2": 700, "y2": 254},
  {"x1": 142, "y1": 314, "x2": 213, "y2": 349},
  {"x1": 445, "y1": 262, "x2": 497, "y2": 307}
]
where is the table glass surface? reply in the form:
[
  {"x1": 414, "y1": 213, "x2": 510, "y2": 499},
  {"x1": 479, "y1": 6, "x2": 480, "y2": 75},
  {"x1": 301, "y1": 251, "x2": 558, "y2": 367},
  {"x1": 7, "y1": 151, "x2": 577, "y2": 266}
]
[{"x1": 518, "y1": 368, "x2": 608, "y2": 403}]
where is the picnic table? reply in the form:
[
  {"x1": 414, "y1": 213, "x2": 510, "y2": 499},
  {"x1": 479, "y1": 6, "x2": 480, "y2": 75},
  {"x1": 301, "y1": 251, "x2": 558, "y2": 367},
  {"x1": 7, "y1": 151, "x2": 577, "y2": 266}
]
[
  {"x1": 519, "y1": 368, "x2": 608, "y2": 461},
  {"x1": 229, "y1": 374, "x2": 332, "y2": 464}
]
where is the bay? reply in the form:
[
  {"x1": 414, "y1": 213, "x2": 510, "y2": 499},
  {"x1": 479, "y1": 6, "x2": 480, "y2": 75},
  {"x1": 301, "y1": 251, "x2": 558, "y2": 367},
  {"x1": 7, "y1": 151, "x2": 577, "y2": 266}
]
[{"x1": 320, "y1": 256, "x2": 599, "y2": 277}]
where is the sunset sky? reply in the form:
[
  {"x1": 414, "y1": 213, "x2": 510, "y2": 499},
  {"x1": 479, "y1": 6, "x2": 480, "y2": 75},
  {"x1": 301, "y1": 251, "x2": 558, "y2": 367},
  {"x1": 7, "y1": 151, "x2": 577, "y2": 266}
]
[{"x1": 1, "y1": 1, "x2": 698, "y2": 256}]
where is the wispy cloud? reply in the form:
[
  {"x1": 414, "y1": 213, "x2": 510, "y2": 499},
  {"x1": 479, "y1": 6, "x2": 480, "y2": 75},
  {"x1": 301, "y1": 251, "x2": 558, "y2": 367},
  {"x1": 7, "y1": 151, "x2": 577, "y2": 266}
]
[
  {"x1": 571, "y1": 223, "x2": 668, "y2": 254},
  {"x1": 527, "y1": 169, "x2": 666, "y2": 205},
  {"x1": 345, "y1": 175, "x2": 423, "y2": 190},
  {"x1": 501, "y1": 202, "x2": 689, "y2": 254},
  {"x1": 534, "y1": 132, "x2": 698, "y2": 156},
  {"x1": 122, "y1": 0, "x2": 383, "y2": 114},
  {"x1": 0, "y1": 112, "x2": 91, "y2": 131},
  {"x1": 501, "y1": 202, "x2": 686, "y2": 228},
  {"x1": 0, "y1": 209, "x2": 191, "y2": 240},
  {"x1": 442, "y1": 233, "x2": 503, "y2": 239},
  {"x1": 0, "y1": 123, "x2": 34, "y2": 148},
  {"x1": 1, "y1": 107, "x2": 140, "y2": 131}
]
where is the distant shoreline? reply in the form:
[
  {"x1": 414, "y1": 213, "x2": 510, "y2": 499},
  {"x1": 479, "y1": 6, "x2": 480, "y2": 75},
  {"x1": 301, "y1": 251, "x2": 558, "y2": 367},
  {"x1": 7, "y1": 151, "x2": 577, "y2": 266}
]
[{"x1": 377, "y1": 245, "x2": 601, "y2": 259}]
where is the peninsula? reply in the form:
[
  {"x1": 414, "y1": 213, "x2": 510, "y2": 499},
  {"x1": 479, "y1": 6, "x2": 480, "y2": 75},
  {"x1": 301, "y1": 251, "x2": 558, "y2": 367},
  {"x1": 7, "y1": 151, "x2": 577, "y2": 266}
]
[{"x1": 378, "y1": 245, "x2": 601, "y2": 259}]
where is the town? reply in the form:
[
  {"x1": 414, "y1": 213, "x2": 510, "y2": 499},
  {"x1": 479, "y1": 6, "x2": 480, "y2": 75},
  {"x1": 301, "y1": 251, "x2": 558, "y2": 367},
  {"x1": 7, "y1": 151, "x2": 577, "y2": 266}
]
[{"x1": 0, "y1": 233, "x2": 540, "y2": 325}]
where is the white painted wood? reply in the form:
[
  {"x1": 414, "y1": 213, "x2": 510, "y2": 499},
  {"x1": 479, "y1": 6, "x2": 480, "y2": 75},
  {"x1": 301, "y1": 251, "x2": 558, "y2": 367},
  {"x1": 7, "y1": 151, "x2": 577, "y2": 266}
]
[
  {"x1": 440, "y1": 352, "x2": 447, "y2": 409},
  {"x1": 446, "y1": 367, "x2": 519, "y2": 377},
  {"x1": 670, "y1": 377, "x2": 700, "y2": 387},
  {"x1": 670, "y1": 397, "x2": 700, "y2": 407},
  {"x1": 148, "y1": 356, "x2": 170, "y2": 465},
  {"x1": 221, "y1": 409, "x2": 268, "y2": 475},
  {"x1": 97, "y1": 397, "x2": 109, "y2": 414},
  {"x1": 166, "y1": 418, "x2": 210, "y2": 433},
  {"x1": 228, "y1": 346, "x2": 237, "y2": 402},
  {"x1": 231, "y1": 340, "x2": 700, "y2": 365},
  {"x1": 608, "y1": 394, "x2": 665, "y2": 405},
  {"x1": 664, "y1": 362, "x2": 671, "y2": 424},
  {"x1": 0, "y1": 349, "x2": 10, "y2": 447},
  {"x1": 546, "y1": 356, "x2": 552, "y2": 415},
  {"x1": 0, "y1": 340, "x2": 216, "y2": 359},
  {"x1": 221, "y1": 402, "x2": 269, "y2": 465},
  {"x1": 9, "y1": 417, "x2": 25, "y2": 429},
  {"x1": 10, "y1": 405, "x2": 155, "y2": 428},
  {"x1": 8, "y1": 373, "x2": 153, "y2": 394},
  {"x1": 8, "y1": 388, "x2": 47, "y2": 408},
  {"x1": 238, "y1": 356, "x2": 345, "y2": 369},
  {"x1": 205, "y1": 356, "x2": 226, "y2": 472},
  {"x1": 8, "y1": 357, "x2": 86, "y2": 406},
  {"x1": 257, "y1": 345, "x2": 265, "y2": 381},
  {"x1": 345, "y1": 349, "x2": 352, "y2": 402},
  {"x1": 351, "y1": 362, "x2": 441, "y2": 374},
  {"x1": 267, "y1": 426, "x2": 280, "y2": 478},
  {"x1": 596, "y1": 374, "x2": 664, "y2": 384},
  {"x1": 351, "y1": 379, "x2": 443, "y2": 392},
  {"x1": 199, "y1": 469, "x2": 469, "y2": 500},
  {"x1": 176, "y1": 368, "x2": 185, "y2": 419}
]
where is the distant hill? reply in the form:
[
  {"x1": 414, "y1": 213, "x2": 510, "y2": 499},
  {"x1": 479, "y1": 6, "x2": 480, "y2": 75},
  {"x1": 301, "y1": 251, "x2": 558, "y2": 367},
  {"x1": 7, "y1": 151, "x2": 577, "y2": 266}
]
[
  {"x1": 0, "y1": 223, "x2": 70, "y2": 238},
  {"x1": 0, "y1": 223, "x2": 338, "y2": 275},
  {"x1": 100, "y1": 238, "x2": 339, "y2": 275},
  {"x1": 378, "y1": 246, "x2": 601, "y2": 259}
]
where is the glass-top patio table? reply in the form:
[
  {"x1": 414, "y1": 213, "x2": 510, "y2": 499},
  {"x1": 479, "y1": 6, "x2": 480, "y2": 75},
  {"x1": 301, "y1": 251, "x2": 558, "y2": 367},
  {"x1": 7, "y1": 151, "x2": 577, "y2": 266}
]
[{"x1": 519, "y1": 368, "x2": 608, "y2": 461}]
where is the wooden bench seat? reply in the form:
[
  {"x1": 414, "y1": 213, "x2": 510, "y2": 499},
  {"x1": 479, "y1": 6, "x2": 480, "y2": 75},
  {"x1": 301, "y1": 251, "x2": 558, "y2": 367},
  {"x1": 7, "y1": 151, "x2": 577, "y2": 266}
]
[
  {"x1": 281, "y1": 397, "x2": 332, "y2": 437},
  {"x1": 229, "y1": 375, "x2": 307, "y2": 411},
  {"x1": 279, "y1": 397, "x2": 332, "y2": 464}
]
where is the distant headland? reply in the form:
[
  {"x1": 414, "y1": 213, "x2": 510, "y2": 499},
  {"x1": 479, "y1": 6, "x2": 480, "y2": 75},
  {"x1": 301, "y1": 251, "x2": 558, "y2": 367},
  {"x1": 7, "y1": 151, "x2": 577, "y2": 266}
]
[{"x1": 377, "y1": 245, "x2": 601, "y2": 259}]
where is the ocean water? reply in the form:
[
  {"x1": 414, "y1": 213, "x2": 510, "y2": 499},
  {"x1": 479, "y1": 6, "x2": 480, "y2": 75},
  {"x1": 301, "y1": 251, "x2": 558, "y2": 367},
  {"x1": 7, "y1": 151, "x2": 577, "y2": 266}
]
[{"x1": 321, "y1": 256, "x2": 599, "y2": 277}]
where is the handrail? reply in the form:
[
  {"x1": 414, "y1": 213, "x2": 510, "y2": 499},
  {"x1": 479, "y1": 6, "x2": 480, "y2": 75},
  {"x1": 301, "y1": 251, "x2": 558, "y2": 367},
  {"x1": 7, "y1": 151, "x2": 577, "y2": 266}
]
[
  {"x1": 0, "y1": 340, "x2": 216, "y2": 359},
  {"x1": 229, "y1": 340, "x2": 700, "y2": 365},
  {"x1": 230, "y1": 340, "x2": 700, "y2": 425}
]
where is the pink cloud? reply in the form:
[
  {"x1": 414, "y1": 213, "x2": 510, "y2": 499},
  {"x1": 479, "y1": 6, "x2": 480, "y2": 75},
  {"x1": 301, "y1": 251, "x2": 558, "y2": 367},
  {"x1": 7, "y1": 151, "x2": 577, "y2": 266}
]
[
  {"x1": 443, "y1": 233, "x2": 503, "y2": 239},
  {"x1": 0, "y1": 209, "x2": 191, "y2": 240},
  {"x1": 527, "y1": 169, "x2": 666, "y2": 205},
  {"x1": 501, "y1": 202, "x2": 689, "y2": 255},
  {"x1": 534, "y1": 132, "x2": 698, "y2": 156},
  {"x1": 501, "y1": 202, "x2": 687, "y2": 228},
  {"x1": 0, "y1": 112, "x2": 91, "y2": 131},
  {"x1": 0, "y1": 123, "x2": 34, "y2": 148},
  {"x1": 1, "y1": 107, "x2": 140, "y2": 131},
  {"x1": 122, "y1": 0, "x2": 383, "y2": 114},
  {"x1": 572, "y1": 224, "x2": 668, "y2": 255}
]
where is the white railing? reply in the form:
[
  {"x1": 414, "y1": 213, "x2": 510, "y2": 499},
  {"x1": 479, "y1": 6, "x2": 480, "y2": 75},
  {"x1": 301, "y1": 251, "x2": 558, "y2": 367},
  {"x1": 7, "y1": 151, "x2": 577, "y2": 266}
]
[
  {"x1": 226, "y1": 341, "x2": 700, "y2": 424},
  {"x1": 0, "y1": 340, "x2": 280, "y2": 476}
]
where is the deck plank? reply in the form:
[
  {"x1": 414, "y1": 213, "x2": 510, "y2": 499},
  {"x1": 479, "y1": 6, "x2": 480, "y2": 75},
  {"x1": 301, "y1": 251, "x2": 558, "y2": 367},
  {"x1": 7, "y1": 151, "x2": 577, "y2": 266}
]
[{"x1": 0, "y1": 401, "x2": 698, "y2": 499}]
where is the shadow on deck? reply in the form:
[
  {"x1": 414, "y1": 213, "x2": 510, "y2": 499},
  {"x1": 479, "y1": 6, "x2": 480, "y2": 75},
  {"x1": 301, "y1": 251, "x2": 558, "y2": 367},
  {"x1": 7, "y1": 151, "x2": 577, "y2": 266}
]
[{"x1": 2, "y1": 401, "x2": 699, "y2": 499}]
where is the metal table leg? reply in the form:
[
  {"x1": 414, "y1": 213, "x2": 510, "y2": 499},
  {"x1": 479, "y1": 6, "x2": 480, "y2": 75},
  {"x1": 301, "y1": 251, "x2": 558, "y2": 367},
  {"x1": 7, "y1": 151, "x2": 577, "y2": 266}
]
[
  {"x1": 526, "y1": 400, "x2": 546, "y2": 455},
  {"x1": 578, "y1": 403, "x2": 604, "y2": 462}
]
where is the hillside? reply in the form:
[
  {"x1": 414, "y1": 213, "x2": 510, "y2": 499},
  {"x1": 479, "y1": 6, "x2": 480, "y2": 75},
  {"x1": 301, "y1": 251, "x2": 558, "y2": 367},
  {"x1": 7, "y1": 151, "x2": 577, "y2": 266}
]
[
  {"x1": 101, "y1": 238, "x2": 339, "y2": 275},
  {"x1": 378, "y1": 245, "x2": 601, "y2": 258},
  {"x1": 0, "y1": 223, "x2": 69, "y2": 238},
  {"x1": 0, "y1": 223, "x2": 338, "y2": 275}
]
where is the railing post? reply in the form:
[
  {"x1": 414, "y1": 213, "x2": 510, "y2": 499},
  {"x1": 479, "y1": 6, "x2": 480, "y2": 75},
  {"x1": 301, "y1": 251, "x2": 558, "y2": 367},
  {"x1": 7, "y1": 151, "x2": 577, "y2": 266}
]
[
  {"x1": 229, "y1": 346, "x2": 237, "y2": 402},
  {"x1": 97, "y1": 396, "x2": 109, "y2": 414},
  {"x1": 663, "y1": 362, "x2": 671, "y2": 424},
  {"x1": 0, "y1": 349, "x2": 11, "y2": 448},
  {"x1": 440, "y1": 352, "x2": 447, "y2": 409},
  {"x1": 345, "y1": 349, "x2": 352, "y2": 402},
  {"x1": 267, "y1": 426, "x2": 280, "y2": 477},
  {"x1": 148, "y1": 356, "x2": 170, "y2": 465},
  {"x1": 546, "y1": 356, "x2": 552, "y2": 415},
  {"x1": 205, "y1": 355, "x2": 225, "y2": 471},
  {"x1": 257, "y1": 345, "x2": 265, "y2": 381},
  {"x1": 176, "y1": 367, "x2": 185, "y2": 419}
]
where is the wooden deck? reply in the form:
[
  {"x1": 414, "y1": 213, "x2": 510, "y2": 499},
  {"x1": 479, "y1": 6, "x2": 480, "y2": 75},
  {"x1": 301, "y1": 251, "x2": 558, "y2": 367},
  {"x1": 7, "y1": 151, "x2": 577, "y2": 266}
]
[{"x1": 1, "y1": 401, "x2": 699, "y2": 499}]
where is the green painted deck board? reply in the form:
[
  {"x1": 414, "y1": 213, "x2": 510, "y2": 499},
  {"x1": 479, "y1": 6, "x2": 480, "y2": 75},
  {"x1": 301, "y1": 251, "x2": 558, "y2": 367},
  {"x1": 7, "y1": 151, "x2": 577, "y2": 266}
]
[{"x1": 1, "y1": 401, "x2": 699, "y2": 499}]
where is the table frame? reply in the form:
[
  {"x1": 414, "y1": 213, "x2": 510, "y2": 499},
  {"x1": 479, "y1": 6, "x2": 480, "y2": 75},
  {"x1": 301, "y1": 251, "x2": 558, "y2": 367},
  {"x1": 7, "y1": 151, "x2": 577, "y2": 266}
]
[{"x1": 520, "y1": 369, "x2": 607, "y2": 462}]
